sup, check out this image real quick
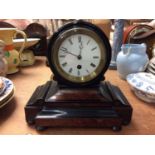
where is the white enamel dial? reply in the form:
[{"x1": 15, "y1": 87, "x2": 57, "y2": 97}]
[
  {"x1": 58, "y1": 34, "x2": 102, "y2": 78},
  {"x1": 49, "y1": 23, "x2": 111, "y2": 85}
]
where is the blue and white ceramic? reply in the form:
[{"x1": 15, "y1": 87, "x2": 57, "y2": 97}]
[
  {"x1": 133, "y1": 87, "x2": 155, "y2": 103},
  {"x1": 127, "y1": 72, "x2": 155, "y2": 103},
  {"x1": 146, "y1": 57, "x2": 155, "y2": 75},
  {"x1": 116, "y1": 43, "x2": 149, "y2": 80},
  {"x1": 0, "y1": 77, "x2": 14, "y2": 104},
  {"x1": 0, "y1": 79, "x2": 6, "y2": 96}
]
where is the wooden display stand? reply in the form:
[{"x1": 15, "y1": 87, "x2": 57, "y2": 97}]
[{"x1": 25, "y1": 80, "x2": 132, "y2": 131}]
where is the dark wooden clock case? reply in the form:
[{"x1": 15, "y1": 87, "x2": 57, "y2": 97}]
[
  {"x1": 25, "y1": 81, "x2": 132, "y2": 131},
  {"x1": 25, "y1": 21, "x2": 133, "y2": 131}
]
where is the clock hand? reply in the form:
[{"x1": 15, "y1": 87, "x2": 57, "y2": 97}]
[
  {"x1": 79, "y1": 41, "x2": 83, "y2": 56},
  {"x1": 61, "y1": 50, "x2": 78, "y2": 57},
  {"x1": 79, "y1": 41, "x2": 83, "y2": 49}
]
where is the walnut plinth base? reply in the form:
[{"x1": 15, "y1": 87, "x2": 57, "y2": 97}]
[{"x1": 25, "y1": 81, "x2": 133, "y2": 131}]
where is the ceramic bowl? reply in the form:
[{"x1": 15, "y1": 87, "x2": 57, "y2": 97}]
[
  {"x1": 126, "y1": 72, "x2": 155, "y2": 103},
  {"x1": 13, "y1": 38, "x2": 40, "y2": 49},
  {"x1": 133, "y1": 87, "x2": 155, "y2": 103}
]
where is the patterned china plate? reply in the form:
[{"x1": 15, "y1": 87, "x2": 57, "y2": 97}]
[
  {"x1": 0, "y1": 77, "x2": 14, "y2": 104},
  {"x1": 126, "y1": 72, "x2": 155, "y2": 95},
  {"x1": 0, "y1": 79, "x2": 6, "y2": 96},
  {"x1": 147, "y1": 66, "x2": 155, "y2": 74},
  {"x1": 0, "y1": 89, "x2": 14, "y2": 108}
]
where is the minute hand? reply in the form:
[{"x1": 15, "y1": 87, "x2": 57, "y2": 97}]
[{"x1": 62, "y1": 50, "x2": 78, "y2": 57}]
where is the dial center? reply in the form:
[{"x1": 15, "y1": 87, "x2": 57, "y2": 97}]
[
  {"x1": 77, "y1": 55, "x2": 82, "y2": 60},
  {"x1": 77, "y1": 65, "x2": 82, "y2": 69}
]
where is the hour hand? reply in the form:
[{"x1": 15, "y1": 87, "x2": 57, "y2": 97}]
[
  {"x1": 79, "y1": 42, "x2": 83, "y2": 56},
  {"x1": 79, "y1": 41, "x2": 83, "y2": 50}
]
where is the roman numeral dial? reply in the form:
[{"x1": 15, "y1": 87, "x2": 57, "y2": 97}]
[
  {"x1": 61, "y1": 62, "x2": 67, "y2": 67},
  {"x1": 57, "y1": 33, "x2": 103, "y2": 82},
  {"x1": 91, "y1": 46, "x2": 97, "y2": 51},
  {"x1": 68, "y1": 38, "x2": 73, "y2": 45}
]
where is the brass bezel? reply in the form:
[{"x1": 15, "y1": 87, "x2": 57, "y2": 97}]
[{"x1": 51, "y1": 27, "x2": 107, "y2": 83}]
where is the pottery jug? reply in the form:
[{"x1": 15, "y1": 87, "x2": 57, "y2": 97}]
[
  {"x1": 116, "y1": 43, "x2": 149, "y2": 80},
  {"x1": 20, "y1": 49, "x2": 35, "y2": 67},
  {"x1": 0, "y1": 40, "x2": 8, "y2": 76},
  {"x1": 0, "y1": 28, "x2": 27, "y2": 74}
]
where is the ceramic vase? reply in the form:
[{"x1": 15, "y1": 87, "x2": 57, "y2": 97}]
[
  {"x1": 116, "y1": 43, "x2": 149, "y2": 80},
  {"x1": 0, "y1": 28, "x2": 27, "y2": 74}
]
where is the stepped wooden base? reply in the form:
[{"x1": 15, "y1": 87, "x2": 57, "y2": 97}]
[{"x1": 25, "y1": 81, "x2": 132, "y2": 131}]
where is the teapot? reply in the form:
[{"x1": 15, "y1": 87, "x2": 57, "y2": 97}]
[{"x1": 0, "y1": 28, "x2": 27, "y2": 74}]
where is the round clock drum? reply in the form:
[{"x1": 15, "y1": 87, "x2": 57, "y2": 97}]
[{"x1": 47, "y1": 20, "x2": 111, "y2": 86}]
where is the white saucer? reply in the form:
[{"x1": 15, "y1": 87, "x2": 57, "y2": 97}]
[{"x1": 13, "y1": 38, "x2": 40, "y2": 49}]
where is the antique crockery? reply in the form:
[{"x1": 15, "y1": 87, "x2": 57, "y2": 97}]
[
  {"x1": 127, "y1": 72, "x2": 155, "y2": 103},
  {"x1": 0, "y1": 40, "x2": 8, "y2": 76},
  {"x1": 13, "y1": 38, "x2": 40, "y2": 67},
  {"x1": 0, "y1": 91, "x2": 14, "y2": 108},
  {"x1": 19, "y1": 49, "x2": 35, "y2": 66},
  {"x1": 13, "y1": 38, "x2": 40, "y2": 49},
  {"x1": 0, "y1": 28, "x2": 27, "y2": 74},
  {"x1": 146, "y1": 57, "x2": 155, "y2": 75},
  {"x1": 147, "y1": 65, "x2": 155, "y2": 74},
  {"x1": 0, "y1": 76, "x2": 14, "y2": 108},
  {"x1": 133, "y1": 87, "x2": 155, "y2": 103},
  {"x1": 0, "y1": 77, "x2": 6, "y2": 96},
  {"x1": 116, "y1": 43, "x2": 149, "y2": 80}
]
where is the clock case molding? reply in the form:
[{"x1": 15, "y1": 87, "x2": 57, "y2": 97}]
[{"x1": 25, "y1": 20, "x2": 133, "y2": 131}]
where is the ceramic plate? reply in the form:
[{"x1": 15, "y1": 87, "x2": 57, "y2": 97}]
[
  {"x1": 127, "y1": 72, "x2": 155, "y2": 95},
  {"x1": 0, "y1": 89, "x2": 14, "y2": 108},
  {"x1": 147, "y1": 66, "x2": 155, "y2": 74},
  {"x1": 0, "y1": 77, "x2": 14, "y2": 104},
  {"x1": 0, "y1": 79, "x2": 6, "y2": 96},
  {"x1": 13, "y1": 38, "x2": 40, "y2": 49}
]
